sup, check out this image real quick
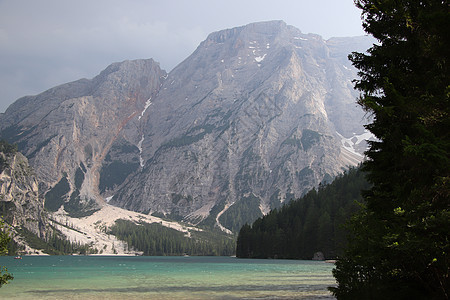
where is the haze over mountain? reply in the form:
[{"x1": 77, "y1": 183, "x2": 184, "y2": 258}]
[{"x1": 0, "y1": 21, "x2": 373, "y2": 233}]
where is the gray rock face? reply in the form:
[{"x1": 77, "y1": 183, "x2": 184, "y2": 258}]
[
  {"x1": 0, "y1": 150, "x2": 50, "y2": 240},
  {"x1": 0, "y1": 21, "x2": 373, "y2": 232},
  {"x1": 1, "y1": 59, "x2": 166, "y2": 214}
]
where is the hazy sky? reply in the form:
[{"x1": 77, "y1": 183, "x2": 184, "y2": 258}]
[{"x1": 0, "y1": 0, "x2": 366, "y2": 113}]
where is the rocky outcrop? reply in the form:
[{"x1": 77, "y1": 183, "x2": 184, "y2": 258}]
[
  {"x1": 0, "y1": 147, "x2": 50, "y2": 241},
  {"x1": 111, "y1": 21, "x2": 373, "y2": 232},
  {"x1": 0, "y1": 59, "x2": 166, "y2": 216},
  {"x1": 0, "y1": 21, "x2": 374, "y2": 232}
]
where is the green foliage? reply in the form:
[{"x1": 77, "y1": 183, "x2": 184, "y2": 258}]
[
  {"x1": 84, "y1": 144, "x2": 93, "y2": 161},
  {"x1": 27, "y1": 135, "x2": 56, "y2": 159},
  {"x1": 297, "y1": 166, "x2": 314, "y2": 180},
  {"x1": 300, "y1": 129, "x2": 321, "y2": 151},
  {"x1": 236, "y1": 167, "x2": 369, "y2": 259},
  {"x1": 0, "y1": 218, "x2": 13, "y2": 287},
  {"x1": 0, "y1": 140, "x2": 18, "y2": 172},
  {"x1": 44, "y1": 176, "x2": 70, "y2": 212},
  {"x1": 44, "y1": 174, "x2": 98, "y2": 217},
  {"x1": 0, "y1": 125, "x2": 32, "y2": 152},
  {"x1": 219, "y1": 194, "x2": 263, "y2": 233},
  {"x1": 46, "y1": 232, "x2": 98, "y2": 255},
  {"x1": 64, "y1": 191, "x2": 99, "y2": 218},
  {"x1": 0, "y1": 140, "x2": 17, "y2": 156},
  {"x1": 74, "y1": 167, "x2": 84, "y2": 190},
  {"x1": 16, "y1": 226, "x2": 98, "y2": 255},
  {"x1": 99, "y1": 161, "x2": 139, "y2": 193},
  {"x1": 6, "y1": 238, "x2": 20, "y2": 256},
  {"x1": 163, "y1": 125, "x2": 214, "y2": 149},
  {"x1": 282, "y1": 137, "x2": 301, "y2": 149},
  {"x1": 198, "y1": 201, "x2": 226, "y2": 228},
  {"x1": 109, "y1": 219, "x2": 235, "y2": 256},
  {"x1": 171, "y1": 193, "x2": 193, "y2": 205},
  {"x1": 331, "y1": 1, "x2": 449, "y2": 299}
]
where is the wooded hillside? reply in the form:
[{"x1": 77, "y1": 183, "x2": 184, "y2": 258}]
[{"x1": 236, "y1": 167, "x2": 369, "y2": 259}]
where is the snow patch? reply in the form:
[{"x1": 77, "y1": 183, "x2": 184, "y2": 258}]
[
  {"x1": 337, "y1": 130, "x2": 374, "y2": 157},
  {"x1": 254, "y1": 54, "x2": 267, "y2": 63},
  {"x1": 216, "y1": 203, "x2": 233, "y2": 234},
  {"x1": 294, "y1": 37, "x2": 308, "y2": 41},
  {"x1": 138, "y1": 98, "x2": 152, "y2": 120},
  {"x1": 259, "y1": 202, "x2": 270, "y2": 215},
  {"x1": 105, "y1": 196, "x2": 114, "y2": 203},
  {"x1": 137, "y1": 134, "x2": 145, "y2": 167}
]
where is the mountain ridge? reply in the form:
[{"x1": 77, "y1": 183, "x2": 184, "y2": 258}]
[{"x1": 0, "y1": 21, "x2": 374, "y2": 234}]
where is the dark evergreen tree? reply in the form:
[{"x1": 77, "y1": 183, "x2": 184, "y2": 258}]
[
  {"x1": 109, "y1": 220, "x2": 235, "y2": 256},
  {"x1": 236, "y1": 167, "x2": 369, "y2": 260},
  {"x1": 331, "y1": 1, "x2": 449, "y2": 299},
  {"x1": 0, "y1": 218, "x2": 13, "y2": 287}
]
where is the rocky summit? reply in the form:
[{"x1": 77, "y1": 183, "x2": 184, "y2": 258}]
[{"x1": 0, "y1": 21, "x2": 373, "y2": 233}]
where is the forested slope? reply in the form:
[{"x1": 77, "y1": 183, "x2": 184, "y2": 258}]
[
  {"x1": 236, "y1": 166, "x2": 370, "y2": 259},
  {"x1": 110, "y1": 220, "x2": 235, "y2": 256}
]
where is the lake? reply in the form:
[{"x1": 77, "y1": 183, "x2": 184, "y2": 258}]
[{"x1": 0, "y1": 256, "x2": 336, "y2": 299}]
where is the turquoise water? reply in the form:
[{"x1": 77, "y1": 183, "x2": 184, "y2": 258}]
[{"x1": 0, "y1": 256, "x2": 336, "y2": 299}]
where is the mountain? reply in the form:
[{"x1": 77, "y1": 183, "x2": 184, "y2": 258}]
[
  {"x1": 0, "y1": 59, "x2": 166, "y2": 216},
  {"x1": 0, "y1": 21, "x2": 374, "y2": 233},
  {"x1": 0, "y1": 141, "x2": 53, "y2": 254},
  {"x1": 0, "y1": 141, "x2": 212, "y2": 255}
]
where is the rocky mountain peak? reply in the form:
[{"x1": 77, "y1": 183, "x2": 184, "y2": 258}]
[
  {"x1": 204, "y1": 20, "x2": 290, "y2": 44},
  {"x1": 91, "y1": 59, "x2": 163, "y2": 99},
  {"x1": 0, "y1": 58, "x2": 167, "y2": 216},
  {"x1": 0, "y1": 21, "x2": 374, "y2": 233}
]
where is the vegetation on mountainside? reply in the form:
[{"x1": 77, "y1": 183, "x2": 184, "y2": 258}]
[
  {"x1": 0, "y1": 140, "x2": 17, "y2": 155},
  {"x1": 0, "y1": 218, "x2": 13, "y2": 287},
  {"x1": 218, "y1": 194, "x2": 263, "y2": 234},
  {"x1": 10, "y1": 226, "x2": 99, "y2": 256},
  {"x1": 236, "y1": 167, "x2": 369, "y2": 260},
  {"x1": 109, "y1": 219, "x2": 235, "y2": 256},
  {"x1": 44, "y1": 173, "x2": 99, "y2": 218},
  {"x1": 44, "y1": 176, "x2": 71, "y2": 212},
  {"x1": 331, "y1": 1, "x2": 449, "y2": 299},
  {"x1": 0, "y1": 140, "x2": 17, "y2": 172}
]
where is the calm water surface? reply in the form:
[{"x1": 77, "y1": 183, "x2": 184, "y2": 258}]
[{"x1": 0, "y1": 256, "x2": 336, "y2": 299}]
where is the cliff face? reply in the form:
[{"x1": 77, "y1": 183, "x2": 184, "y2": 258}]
[
  {"x1": 0, "y1": 59, "x2": 166, "y2": 215},
  {"x1": 111, "y1": 21, "x2": 372, "y2": 231},
  {"x1": 0, "y1": 148, "x2": 50, "y2": 241},
  {"x1": 0, "y1": 21, "x2": 373, "y2": 232}
]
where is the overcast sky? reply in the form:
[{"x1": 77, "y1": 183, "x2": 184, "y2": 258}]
[{"x1": 0, "y1": 0, "x2": 366, "y2": 113}]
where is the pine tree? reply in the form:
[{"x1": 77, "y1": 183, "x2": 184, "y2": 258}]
[
  {"x1": 235, "y1": 167, "x2": 369, "y2": 260},
  {"x1": 0, "y1": 218, "x2": 13, "y2": 287},
  {"x1": 331, "y1": 1, "x2": 449, "y2": 299}
]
